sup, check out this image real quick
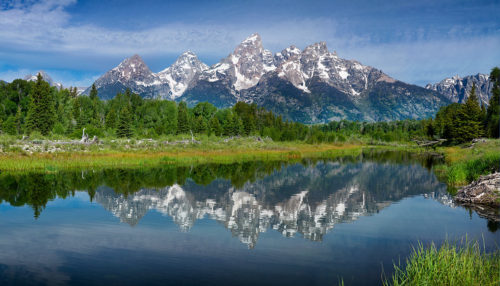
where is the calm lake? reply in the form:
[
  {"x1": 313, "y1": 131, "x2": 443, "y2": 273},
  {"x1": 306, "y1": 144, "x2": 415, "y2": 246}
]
[{"x1": 0, "y1": 151, "x2": 498, "y2": 285}]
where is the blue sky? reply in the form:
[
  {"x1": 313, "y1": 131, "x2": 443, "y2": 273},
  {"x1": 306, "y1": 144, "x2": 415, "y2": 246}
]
[{"x1": 0, "y1": 0, "x2": 499, "y2": 87}]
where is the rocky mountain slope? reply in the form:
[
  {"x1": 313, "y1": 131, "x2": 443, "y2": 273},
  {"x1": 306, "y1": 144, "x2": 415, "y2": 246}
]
[
  {"x1": 425, "y1": 73, "x2": 493, "y2": 106},
  {"x1": 24, "y1": 70, "x2": 63, "y2": 89},
  {"x1": 86, "y1": 33, "x2": 451, "y2": 122},
  {"x1": 83, "y1": 52, "x2": 207, "y2": 100}
]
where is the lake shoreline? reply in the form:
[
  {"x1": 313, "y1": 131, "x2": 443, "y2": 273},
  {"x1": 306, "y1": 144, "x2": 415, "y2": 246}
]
[
  {"x1": 0, "y1": 136, "x2": 419, "y2": 172},
  {"x1": 0, "y1": 136, "x2": 498, "y2": 188}
]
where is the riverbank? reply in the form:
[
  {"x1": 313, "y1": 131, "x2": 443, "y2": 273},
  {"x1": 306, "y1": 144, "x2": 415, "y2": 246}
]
[
  {"x1": 0, "y1": 135, "x2": 498, "y2": 182},
  {"x1": 0, "y1": 135, "x2": 367, "y2": 172},
  {"x1": 435, "y1": 139, "x2": 500, "y2": 187}
]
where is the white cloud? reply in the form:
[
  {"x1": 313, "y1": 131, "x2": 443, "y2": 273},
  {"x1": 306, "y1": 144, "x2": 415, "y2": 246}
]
[
  {"x1": 0, "y1": 0, "x2": 498, "y2": 86},
  {"x1": 0, "y1": 1, "x2": 338, "y2": 56}
]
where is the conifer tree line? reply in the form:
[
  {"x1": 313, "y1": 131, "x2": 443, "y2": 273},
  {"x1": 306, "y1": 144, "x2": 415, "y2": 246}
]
[
  {"x1": 0, "y1": 68, "x2": 498, "y2": 144},
  {"x1": 429, "y1": 67, "x2": 499, "y2": 143}
]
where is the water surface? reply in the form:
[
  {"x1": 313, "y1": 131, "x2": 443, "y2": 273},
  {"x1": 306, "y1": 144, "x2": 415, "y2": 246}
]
[{"x1": 0, "y1": 153, "x2": 498, "y2": 285}]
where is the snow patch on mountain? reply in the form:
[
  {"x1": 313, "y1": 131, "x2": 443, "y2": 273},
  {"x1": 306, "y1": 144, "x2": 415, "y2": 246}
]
[
  {"x1": 425, "y1": 73, "x2": 493, "y2": 105},
  {"x1": 89, "y1": 33, "x2": 394, "y2": 100},
  {"x1": 157, "y1": 51, "x2": 208, "y2": 99},
  {"x1": 24, "y1": 71, "x2": 63, "y2": 89}
]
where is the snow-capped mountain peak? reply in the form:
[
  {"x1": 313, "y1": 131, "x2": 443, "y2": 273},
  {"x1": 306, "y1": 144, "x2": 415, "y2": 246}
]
[
  {"x1": 230, "y1": 33, "x2": 277, "y2": 90},
  {"x1": 197, "y1": 33, "x2": 277, "y2": 91},
  {"x1": 241, "y1": 33, "x2": 261, "y2": 45},
  {"x1": 158, "y1": 51, "x2": 209, "y2": 98},
  {"x1": 112, "y1": 54, "x2": 154, "y2": 82},
  {"x1": 425, "y1": 73, "x2": 493, "y2": 105},
  {"x1": 86, "y1": 33, "x2": 451, "y2": 122},
  {"x1": 24, "y1": 70, "x2": 63, "y2": 89},
  {"x1": 303, "y1": 41, "x2": 329, "y2": 55}
]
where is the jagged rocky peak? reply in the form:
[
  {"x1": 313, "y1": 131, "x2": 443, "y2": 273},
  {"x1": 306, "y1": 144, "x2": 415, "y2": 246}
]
[
  {"x1": 303, "y1": 41, "x2": 329, "y2": 56},
  {"x1": 301, "y1": 41, "x2": 333, "y2": 80},
  {"x1": 24, "y1": 70, "x2": 62, "y2": 88},
  {"x1": 158, "y1": 51, "x2": 209, "y2": 98},
  {"x1": 86, "y1": 33, "x2": 452, "y2": 122},
  {"x1": 230, "y1": 33, "x2": 276, "y2": 90},
  {"x1": 236, "y1": 33, "x2": 263, "y2": 50},
  {"x1": 83, "y1": 54, "x2": 160, "y2": 99},
  {"x1": 112, "y1": 54, "x2": 154, "y2": 82},
  {"x1": 166, "y1": 51, "x2": 208, "y2": 72},
  {"x1": 275, "y1": 41, "x2": 339, "y2": 93},
  {"x1": 425, "y1": 73, "x2": 493, "y2": 105},
  {"x1": 275, "y1": 45, "x2": 302, "y2": 64}
]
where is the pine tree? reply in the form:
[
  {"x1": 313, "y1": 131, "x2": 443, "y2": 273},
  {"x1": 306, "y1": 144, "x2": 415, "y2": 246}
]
[
  {"x1": 89, "y1": 84, "x2": 100, "y2": 126},
  {"x1": 425, "y1": 118, "x2": 435, "y2": 138},
  {"x1": 26, "y1": 73, "x2": 55, "y2": 135},
  {"x1": 72, "y1": 97, "x2": 81, "y2": 129},
  {"x1": 486, "y1": 67, "x2": 499, "y2": 138},
  {"x1": 116, "y1": 106, "x2": 132, "y2": 138},
  {"x1": 15, "y1": 106, "x2": 22, "y2": 134},
  {"x1": 2, "y1": 115, "x2": 16, "y2": 135},
  {"x1": 209, "y1": 116, "x2": 222, "y2": 136},
  {"x1": 89, "y1": 84, "x2": 98, "y2": 101},
  {"x1": 106, "y1": 107, "x2": 118, "y2": 129},
  {"x1": 69, "y1": 87, "x2": 78, "y2": 98},
  {"x1": 456, "y1": 83, "x2": 483, "y2": 142},
  {"x1": 480, "y1": 104, "x2": 487, "y2": 127},
  {"x1": 223, "y1": 112, "x2": 235, "y2": 136},
  {"x1": 194, "y1": 116, "x2": 207, "y2": 134},
  {"x1": 235, "y1": 116, "x2": 244, "y2": 135},
  {"x1": 176, "y1": 101, "x2": 190, "y2": 134}
]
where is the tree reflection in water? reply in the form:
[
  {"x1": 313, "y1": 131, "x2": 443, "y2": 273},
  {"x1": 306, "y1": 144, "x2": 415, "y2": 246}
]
[{"x1": 0, "y1": 150, "x2": 495, "y2": 247}]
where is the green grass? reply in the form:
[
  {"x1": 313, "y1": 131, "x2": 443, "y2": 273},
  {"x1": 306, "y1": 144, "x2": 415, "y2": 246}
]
[
  {"x1": 0, "y1": 136, "x2": 366, "y2": 172},
  {"x1": 384, "y1": 239, "x2": 500, "y2": 286},
  {"x1": 434, "y1": 140, "x2": 500, "y2": 186},
  {"x1": 0, "y1": 134, "x2": 498, "y2": 181}
]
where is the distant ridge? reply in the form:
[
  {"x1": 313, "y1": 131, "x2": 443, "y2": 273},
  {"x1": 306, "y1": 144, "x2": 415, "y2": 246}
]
[
  {"x1": 425, "y1": 73, "x2": 493, "y2": 106},
  {"x1": 24, "y1": 70, "x2": 63, "y2": 89}
]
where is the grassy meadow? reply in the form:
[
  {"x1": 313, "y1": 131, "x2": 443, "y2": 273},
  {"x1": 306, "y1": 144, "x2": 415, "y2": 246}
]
[
  {"x1": 0, "y1": 134, "x2": 498, "y2": 188},
  {"x1": 0, "y1": 135, "x2": 366, "y2": 172}
]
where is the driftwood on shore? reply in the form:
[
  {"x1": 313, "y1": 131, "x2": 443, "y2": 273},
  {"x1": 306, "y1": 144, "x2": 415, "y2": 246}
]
[
  {"x1": 454, "y1": 172, "x2": 500, "y2": 222},
  {"x1": 413, "y1": 139, "x2": 447, "y2": 147}
]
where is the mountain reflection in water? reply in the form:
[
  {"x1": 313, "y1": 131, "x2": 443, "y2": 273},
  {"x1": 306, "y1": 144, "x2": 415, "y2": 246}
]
[
  {"x1": 0, "y1": 151, "x2": 462, "y2": 248},
  {"x1": 1, "y1": 151, "x2": 498, "y2": 286}
]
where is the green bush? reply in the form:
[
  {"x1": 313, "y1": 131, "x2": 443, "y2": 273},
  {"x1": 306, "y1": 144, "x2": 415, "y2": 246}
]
[
  {"x1": 29, "y1": 131, "x2": 44, "y2": 140},
  {"x1": 2, "y1": 116, "x2": 17, "y2": 135},
  {"x1": 52, "y1": 122, "x2": 65, "y2": 135}
]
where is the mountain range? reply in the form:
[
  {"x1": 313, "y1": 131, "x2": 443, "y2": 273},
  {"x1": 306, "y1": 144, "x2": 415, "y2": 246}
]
[
  {"x1": 13, "y1": 33, "x2": 494, "y2": 123},
  {"x1": 82, "y1": 33, "x2": 453, "y2": 123}
]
